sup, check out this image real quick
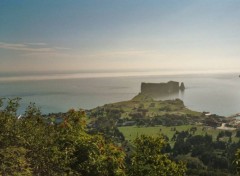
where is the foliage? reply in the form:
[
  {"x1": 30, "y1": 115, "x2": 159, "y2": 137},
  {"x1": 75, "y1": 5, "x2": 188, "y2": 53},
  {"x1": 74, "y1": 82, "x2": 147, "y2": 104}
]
[
  {"x1": 1, "y1": 97, "x2": 239, "y2": 175},
  {"x1": 1, "y1": 98, "x2": 188, "y2": 176},
  {"x1": 235, "y1": 149, "x2": 240, "y2": 174},
  {"x1": 0, "y1": 98, "x2": 126, "y2": 175},
  {"x1": 118, "y1": 124, "x2": 240, "y2": 174},
  {"x1": 128, "y1": 134, "x2": 186, "y2": 176},
  {"x1": 0, "y1": 146, "x2": 32, "y2": 175}
]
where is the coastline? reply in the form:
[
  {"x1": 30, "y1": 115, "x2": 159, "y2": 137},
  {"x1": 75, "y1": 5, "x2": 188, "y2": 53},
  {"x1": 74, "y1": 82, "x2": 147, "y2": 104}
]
[{"x1": 0, "y1": 72, "x2": 239, "y2": 116}]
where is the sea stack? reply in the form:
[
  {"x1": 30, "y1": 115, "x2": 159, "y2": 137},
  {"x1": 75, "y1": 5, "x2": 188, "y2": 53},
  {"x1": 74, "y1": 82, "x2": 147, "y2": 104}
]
[{"x1": 179, "y1": 82, "x2": 185, "y2": 91}]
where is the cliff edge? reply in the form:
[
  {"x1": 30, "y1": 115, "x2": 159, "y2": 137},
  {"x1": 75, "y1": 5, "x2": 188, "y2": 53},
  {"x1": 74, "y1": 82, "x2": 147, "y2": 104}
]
[{"x1": 141, "y1": 81, "x2": 185, "y2": 95}]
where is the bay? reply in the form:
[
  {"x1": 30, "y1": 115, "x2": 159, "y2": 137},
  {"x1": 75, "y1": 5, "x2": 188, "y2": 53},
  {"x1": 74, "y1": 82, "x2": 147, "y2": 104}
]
[{"x1": 0, "y1": 72, "x2": 239, "y2": 116}]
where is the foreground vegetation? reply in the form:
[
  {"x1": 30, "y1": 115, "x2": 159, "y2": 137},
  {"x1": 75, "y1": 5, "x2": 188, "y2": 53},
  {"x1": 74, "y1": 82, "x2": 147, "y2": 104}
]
[
  {"x1": 119, "y1": 125, "x2": 240, "y2": 175},
  {"x1": 0, "y1": 98, "x2": 185, "y2": 175},
  {"x1": 89, "y1": 93, "x2": 240, "y2": 175},
  {"x1": 1, "y1": 95, "x2": 240, "y2": 175}
]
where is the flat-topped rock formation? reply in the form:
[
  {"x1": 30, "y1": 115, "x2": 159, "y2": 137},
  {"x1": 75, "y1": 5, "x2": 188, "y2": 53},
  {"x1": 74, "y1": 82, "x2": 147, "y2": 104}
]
[{"x1": 141, "y1": 81, "x2": 185, "y2": 96}]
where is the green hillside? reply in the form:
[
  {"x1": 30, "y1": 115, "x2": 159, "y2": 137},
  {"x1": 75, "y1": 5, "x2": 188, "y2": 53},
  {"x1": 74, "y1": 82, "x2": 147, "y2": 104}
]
[{"x1": 89, "y1": 93, "x2": 227, "y2": 128}]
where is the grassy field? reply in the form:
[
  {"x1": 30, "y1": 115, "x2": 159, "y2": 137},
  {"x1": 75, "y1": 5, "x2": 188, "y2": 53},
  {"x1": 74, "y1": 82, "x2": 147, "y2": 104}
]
[
  {"x1": 118, "y1": 125, "x2": 239, "y2": 144},
  {"x1": 90, "y1": 93, "x2": 239, "y2": 144}
]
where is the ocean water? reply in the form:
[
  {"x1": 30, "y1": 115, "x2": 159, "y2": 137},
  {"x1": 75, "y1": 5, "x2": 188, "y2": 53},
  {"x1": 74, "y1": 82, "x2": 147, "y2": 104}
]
[{"x1": 0, "y1": 72, "x2": 239, "y2": 116}]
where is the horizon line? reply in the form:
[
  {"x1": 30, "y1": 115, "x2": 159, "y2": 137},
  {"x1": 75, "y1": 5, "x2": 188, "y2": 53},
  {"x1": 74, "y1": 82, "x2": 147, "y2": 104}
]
[{"x1": 0, "y1": 69, "x2": 239, "y2": 82}]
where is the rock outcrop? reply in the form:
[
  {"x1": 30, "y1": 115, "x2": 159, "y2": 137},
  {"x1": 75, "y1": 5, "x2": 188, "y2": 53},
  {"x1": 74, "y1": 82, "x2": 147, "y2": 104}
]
[
  {"x1": 180, "y1": 82, "x2": 185, "y2": 91},
  {"x1": 141, "y1": 81, "x2": 184, "y2": 96}
]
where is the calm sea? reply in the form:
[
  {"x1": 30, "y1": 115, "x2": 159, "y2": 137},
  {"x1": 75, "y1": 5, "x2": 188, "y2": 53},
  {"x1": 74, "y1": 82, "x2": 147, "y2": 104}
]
[{"x1": 0, "y1": 72, "x2": 239, "y2": 116}]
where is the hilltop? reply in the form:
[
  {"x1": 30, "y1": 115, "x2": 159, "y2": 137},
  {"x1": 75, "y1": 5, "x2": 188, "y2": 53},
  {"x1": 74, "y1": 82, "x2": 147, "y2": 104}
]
[{"x1": 89, "y1": 93, "x2": 226, "y2": 127}]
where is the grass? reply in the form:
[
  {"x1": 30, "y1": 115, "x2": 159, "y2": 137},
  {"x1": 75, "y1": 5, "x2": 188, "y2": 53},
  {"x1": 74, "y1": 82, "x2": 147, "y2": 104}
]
[
  {"x1": 90, "y1": 93, "x2": 239, "y2": 144},
  {"x1": 91, "y1": 93, "x2": 203, "y2": 120},
  {"x1": 118, "y1": 125, "x2": 198, "y2": 142},
  {"x1": 118, "y1": 125, "x2": 239, "y2": 144}
]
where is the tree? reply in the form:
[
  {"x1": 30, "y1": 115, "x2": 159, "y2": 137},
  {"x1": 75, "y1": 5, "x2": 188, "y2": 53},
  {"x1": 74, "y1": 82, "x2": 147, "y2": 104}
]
[
  {"x1": 175, "y1": 155, "x2": 206, "y2": 175},
  {"x1": 235, "y1": 149, "x2": 240, "y2": 174},
  {"x1": 236, "y1": 130, "x2": 240, "y2": 137},
  {"x1": 128, "y1": 135, "x2": 186, "y2": 176},
  {"x1": 173, "y1": 138, "x2": 191, "y2": 156},
  {"x1": 56, "y1": 109, "x2": 126, "y2": 176},
  {"x1": 0, "y1": 146, "x2": 32, "y2": 175},
  {"x1": 0, "y1": 98, "x2": 32, "y2": 175},
  {"x1": 0, "y1": 99, "x2": 127, "y2": 175}
]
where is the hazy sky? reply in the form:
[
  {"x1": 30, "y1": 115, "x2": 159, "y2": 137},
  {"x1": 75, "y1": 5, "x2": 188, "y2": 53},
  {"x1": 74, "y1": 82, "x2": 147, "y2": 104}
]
[{"x1": 0, "y1": 0, "x2": 240, "y2": 73}]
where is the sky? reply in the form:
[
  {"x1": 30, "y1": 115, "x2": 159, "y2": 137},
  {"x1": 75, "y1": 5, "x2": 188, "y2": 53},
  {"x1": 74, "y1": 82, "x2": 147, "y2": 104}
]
[{"x1": 0, "y1": 0, "x2": 240, "y2": 74}]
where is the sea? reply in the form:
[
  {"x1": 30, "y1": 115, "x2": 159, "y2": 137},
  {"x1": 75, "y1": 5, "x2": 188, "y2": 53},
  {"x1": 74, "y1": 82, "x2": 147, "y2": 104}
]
[{"x1": 0, "y1": 71, "x2": 239, "y2": 116}]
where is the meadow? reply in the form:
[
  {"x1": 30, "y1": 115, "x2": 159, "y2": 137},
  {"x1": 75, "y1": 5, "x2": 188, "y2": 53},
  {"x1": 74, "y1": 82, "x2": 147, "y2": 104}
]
[{"x1": 118, "y1": 125, "x2": 239, "y2": 144}]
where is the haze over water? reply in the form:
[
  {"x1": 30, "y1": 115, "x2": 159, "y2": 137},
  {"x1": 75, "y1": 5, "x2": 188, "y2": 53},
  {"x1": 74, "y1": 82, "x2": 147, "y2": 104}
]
[{"x1": 0, "y1": 71, "x2": 239, "y2": 116}]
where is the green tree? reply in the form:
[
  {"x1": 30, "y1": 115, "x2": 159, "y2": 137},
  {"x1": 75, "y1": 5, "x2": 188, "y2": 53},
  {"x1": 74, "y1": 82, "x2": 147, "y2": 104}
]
[
  {"x1": 55, "y1": 109, "x2": 126, "y2": 175},
  {"x1": 0, "y1": 99, "x2": 127, "y2": 175},
  {"x1": 0, "y1": 146, "x2": 32, "y2": 175},
  {"x1": 0, "y1": 98, "x2": 32, "y2": 175},
  {"x1": 128, "y1": 135, "x2": 186, "y2": 176},
  {"x1": 235, "y1": 148, "x2": 240, "y2": 174}
]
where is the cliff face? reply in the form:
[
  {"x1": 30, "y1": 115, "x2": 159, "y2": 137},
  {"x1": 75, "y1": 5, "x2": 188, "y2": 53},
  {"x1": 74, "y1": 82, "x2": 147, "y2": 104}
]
[{"x1": 141, "y1": 81, "x2": 184, "y2": 95}]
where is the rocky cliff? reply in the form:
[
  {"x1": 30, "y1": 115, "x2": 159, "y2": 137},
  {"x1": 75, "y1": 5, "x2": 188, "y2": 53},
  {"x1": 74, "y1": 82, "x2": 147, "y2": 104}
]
[{"x1": 141, "y1": 81, "x2": 184, "y2": 95}]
